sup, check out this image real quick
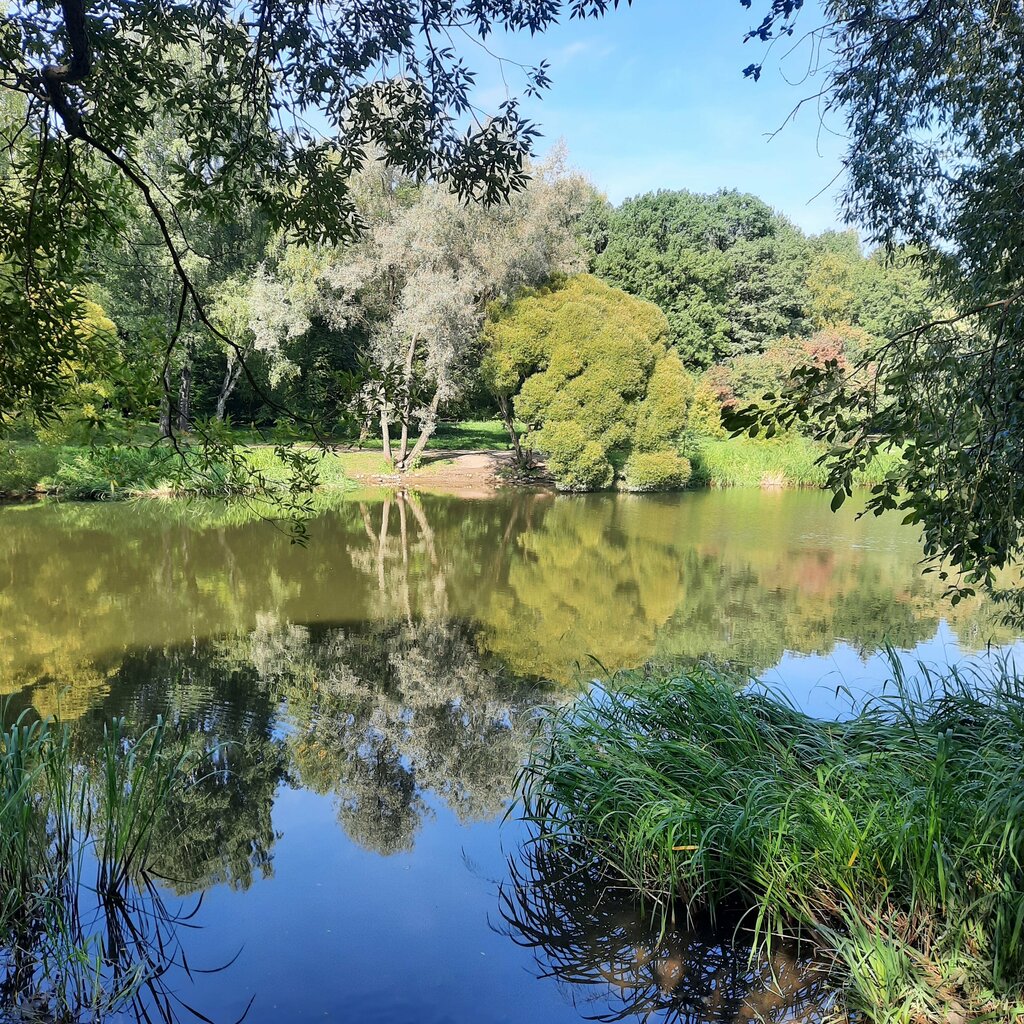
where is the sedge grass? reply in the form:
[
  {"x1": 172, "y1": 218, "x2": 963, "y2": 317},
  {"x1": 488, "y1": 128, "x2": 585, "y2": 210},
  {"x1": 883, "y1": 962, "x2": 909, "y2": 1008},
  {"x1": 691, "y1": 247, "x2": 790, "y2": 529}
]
[
  {"x1": 521, "y1": 660, "x2": 1024, "y2": 1022},
  {"x1": 0, "y1": 711, "x2": 207, "y2": 1021},
  {"x1": 693, "y1": 435, "x2": 902, "y2": 489}
]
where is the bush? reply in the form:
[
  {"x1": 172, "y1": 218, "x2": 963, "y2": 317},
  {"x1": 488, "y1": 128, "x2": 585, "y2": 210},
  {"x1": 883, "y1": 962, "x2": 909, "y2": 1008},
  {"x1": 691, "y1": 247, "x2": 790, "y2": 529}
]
[
  {"x1": 622, "y1": 450, "x2": 692, "y2": 491},
  {"x1": 542, "y1": 421, "x2": 614, "y2": 491},
  {"x1": 0, "y1": 444, "x2": 58, "y2": 495},
  {"x1": 44, "y1": 445, "x2": 171, "y2": 499},
  {"x1": 484, "y1": 275, "x2": 713, "y2": 491}
]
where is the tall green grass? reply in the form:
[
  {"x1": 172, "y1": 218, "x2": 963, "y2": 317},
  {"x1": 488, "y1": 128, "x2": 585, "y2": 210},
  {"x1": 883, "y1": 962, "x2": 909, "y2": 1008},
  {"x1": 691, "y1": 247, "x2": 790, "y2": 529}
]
[
  {"x1": 521, "y1": 661, "x2": 1024, "y2": 1022},
  {"x1": 0, "y1": 440, "x2": 352, "y2": 499},
  {"x1": 0, "y1": 712, "x2": 205, "y2": 1020},
  {"x1": 692, "y1": 435, "x2": 902, "y2": 489}
]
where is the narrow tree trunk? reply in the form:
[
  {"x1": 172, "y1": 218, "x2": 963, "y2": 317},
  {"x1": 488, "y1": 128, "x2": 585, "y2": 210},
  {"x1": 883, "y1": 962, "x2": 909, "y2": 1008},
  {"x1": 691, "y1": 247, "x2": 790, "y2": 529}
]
[
  {"x1": 400, "y1": 388, "x2": 442, "y2": 471},
  {"x1": 397, "y1": 418, "x2": 410, "y2": 467},
  {"x1": 159, "y1": 364, "x2": 173, "y2": 438},
  {"x1": 380, "y1": 406, "x2": 393, "y2": 464},
  {"x1": 497, "y1": 394, "x2": 528, "y2": 468},
  {"x1": 177, "y1": 358, "x2": 192, "y2": 433},
  {"x1": 396, "y1": 335, "x2": 417, "y2": 467},
  {"x1": 216, "y1": 357, "x2": 244, "y2": 421}
]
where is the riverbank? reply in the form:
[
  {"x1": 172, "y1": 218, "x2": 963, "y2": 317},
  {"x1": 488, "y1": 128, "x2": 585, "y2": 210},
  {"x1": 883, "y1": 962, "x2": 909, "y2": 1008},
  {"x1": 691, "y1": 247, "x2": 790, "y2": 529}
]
[
  {"x1": 0, "y1": 427, "x2": 898, "y2": 501},
  {"x1": 522, "y1": 663, "x2": 1024, "y2": 1023}
]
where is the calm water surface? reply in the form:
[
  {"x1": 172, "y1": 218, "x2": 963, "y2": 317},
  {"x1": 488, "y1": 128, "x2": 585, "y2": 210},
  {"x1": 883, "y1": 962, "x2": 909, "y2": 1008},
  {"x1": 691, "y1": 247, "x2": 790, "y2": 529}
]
[{"x1": 0, "y1": 490, "x2": 1019, "y2": 1022}]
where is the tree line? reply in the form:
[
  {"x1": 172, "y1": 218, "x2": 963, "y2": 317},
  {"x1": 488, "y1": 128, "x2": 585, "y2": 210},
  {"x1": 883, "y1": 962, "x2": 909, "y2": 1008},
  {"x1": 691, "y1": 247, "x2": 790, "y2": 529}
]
[{"x1": 3, "y1": 122, "x2": 932, "y2": 494}]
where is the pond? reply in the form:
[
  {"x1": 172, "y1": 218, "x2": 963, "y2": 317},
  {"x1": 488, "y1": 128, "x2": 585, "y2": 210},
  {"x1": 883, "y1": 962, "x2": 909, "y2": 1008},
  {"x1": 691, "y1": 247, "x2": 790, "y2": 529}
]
[{"x1": 0, "y1": 489, "x2": 1019, "y2": 1023}]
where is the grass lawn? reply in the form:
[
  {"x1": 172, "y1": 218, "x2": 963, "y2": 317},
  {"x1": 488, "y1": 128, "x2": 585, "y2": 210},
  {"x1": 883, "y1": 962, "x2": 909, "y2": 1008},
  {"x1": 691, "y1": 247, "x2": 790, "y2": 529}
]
[{"x1": 338, "y1": 419, "x2": 513, "y2": 453}]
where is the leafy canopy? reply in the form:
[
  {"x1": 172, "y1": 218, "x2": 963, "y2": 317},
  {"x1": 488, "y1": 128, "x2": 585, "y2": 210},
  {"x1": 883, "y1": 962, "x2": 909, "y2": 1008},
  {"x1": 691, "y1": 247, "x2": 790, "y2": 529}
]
[
  {"x1": 1, "y1": 0, "x2": 630, "y2": 421},
  {"x1": 739, "y1": 0, "x2": 1024, "y2": 611},
  {"x1": 590, "y1": 189, "x2": 809, "y2": 368}
]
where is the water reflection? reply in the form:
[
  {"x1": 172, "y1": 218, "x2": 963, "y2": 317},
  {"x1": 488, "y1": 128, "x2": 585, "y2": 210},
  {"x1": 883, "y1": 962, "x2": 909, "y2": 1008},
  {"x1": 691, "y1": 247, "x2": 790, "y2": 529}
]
[
  {"x1": 0, "y1": 490, "x2": 1014, "y2": 705},
  {"x1": 1, "y1": 878, "x2": 216, "y2": 1024},
  {"x1": 48, "y1": 619, "x2": 545, "y2": 884},
  {"x1": 499, "y1": 839, "x2": 839, "y2": 1023},
  {"x1": 0, "y1": 490, "x2": 1017, "y2": 1022}
]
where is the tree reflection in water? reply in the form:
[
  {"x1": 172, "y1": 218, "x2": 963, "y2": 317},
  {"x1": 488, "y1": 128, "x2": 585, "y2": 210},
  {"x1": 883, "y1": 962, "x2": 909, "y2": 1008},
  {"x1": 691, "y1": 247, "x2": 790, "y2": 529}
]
[{"x1": 499, "y1": 838, "x2": 842, "y2": 1023}]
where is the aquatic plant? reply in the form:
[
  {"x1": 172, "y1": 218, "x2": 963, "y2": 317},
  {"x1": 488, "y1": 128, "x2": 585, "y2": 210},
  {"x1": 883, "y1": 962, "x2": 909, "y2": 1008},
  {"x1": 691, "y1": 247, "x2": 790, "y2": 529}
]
[
  {"x1": 0, "y1": 711, "x2": 212, "y2": 1021},
  {"x1": 520, "y1": 659, "x2": 1024, "y2": 1021}
]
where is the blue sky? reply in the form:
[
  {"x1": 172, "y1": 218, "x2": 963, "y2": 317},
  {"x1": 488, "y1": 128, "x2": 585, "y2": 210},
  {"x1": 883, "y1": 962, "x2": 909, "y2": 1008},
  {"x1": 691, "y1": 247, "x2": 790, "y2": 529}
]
[{"x1": 468, "y1": 0, "x2": 847, "y2": 234}]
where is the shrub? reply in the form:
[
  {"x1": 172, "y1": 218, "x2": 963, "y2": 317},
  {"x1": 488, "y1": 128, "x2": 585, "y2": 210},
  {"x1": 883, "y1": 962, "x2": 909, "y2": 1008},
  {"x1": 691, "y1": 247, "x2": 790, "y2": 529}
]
[
  {"x1": 542, "y1": 421, "x2": 614, "y2": 491},
  {"x1": 0, "y1": 444, "x2": 58, "y2": 495},
  {"x1": 484, "y1": 275, "x2": 713, "y2": 491},
  {"x1": 44, "y1": 445, "x2": 170, "y2": 499},
  {"x1": 622, "y1": 450, "x2": 692, "y2": 491}
]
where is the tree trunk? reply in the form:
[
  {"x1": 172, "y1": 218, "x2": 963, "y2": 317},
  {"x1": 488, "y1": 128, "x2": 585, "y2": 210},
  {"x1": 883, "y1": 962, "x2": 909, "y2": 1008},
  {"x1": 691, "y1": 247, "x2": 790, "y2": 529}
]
[
  {"x1": 399, "y1": 388, "x2": 442, "y2": 471},
  {"x1": 178, "y1": 358, "x2": 192, "y2": 432},
  {"x1": 397, "y1": 418, "x2": 410, "y2": 467},
  {"x1": 396, "y1": 335, "x2": 417, "y2": 467},
  {"x1": 380, "y1": 406, "x2": 393, "y2": 464},
  {"x1": 497, "y1": 394, "x2": 528, "y2": 468},
  {"x1": 159, "y1": 363, "x2": 173, "y2": 438},
  {"x1": 216, "y1": 356, "x2": 244, "y2": 421}
]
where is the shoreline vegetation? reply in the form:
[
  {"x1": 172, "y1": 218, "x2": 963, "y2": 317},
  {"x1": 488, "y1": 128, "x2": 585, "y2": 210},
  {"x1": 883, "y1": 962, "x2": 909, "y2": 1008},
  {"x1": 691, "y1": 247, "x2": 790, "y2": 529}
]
[
  {"x1": 0, "y1": 711, "x2": 205, "y2": 1020},
  {"x1": 521, "y1": 661, "x2": 1024, "y2": 1023},
  {"x1": 0, "y1": 422, "x2": 902, "y2": 502}
]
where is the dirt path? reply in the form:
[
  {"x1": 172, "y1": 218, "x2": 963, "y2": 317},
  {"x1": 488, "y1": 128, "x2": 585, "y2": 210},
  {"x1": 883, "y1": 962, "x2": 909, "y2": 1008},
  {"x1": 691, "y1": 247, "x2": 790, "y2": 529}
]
[{"x1": 347, "y1": 448, "x2": 552, "y2": 497}]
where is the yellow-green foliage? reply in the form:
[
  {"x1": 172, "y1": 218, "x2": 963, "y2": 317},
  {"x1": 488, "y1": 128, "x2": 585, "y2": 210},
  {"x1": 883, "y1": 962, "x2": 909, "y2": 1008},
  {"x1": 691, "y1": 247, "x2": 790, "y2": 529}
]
[
  {"x1": 483, "y1": 275, "x2": 716, "y2": 491},
  {"x1": 31, "y1": 299, "x2": 143, "y2": 445},
  {"x1": 624, "y1": 451, "x2": 692, "y2": 491}
]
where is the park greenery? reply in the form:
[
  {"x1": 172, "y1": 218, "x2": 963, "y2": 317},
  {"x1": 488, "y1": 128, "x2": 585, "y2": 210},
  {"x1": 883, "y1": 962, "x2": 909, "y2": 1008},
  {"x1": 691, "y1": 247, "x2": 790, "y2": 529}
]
[
  {"x1": 523, "y1": 661, "x2": 1024, "y2": 1022},
  {"x1": 5, "y1": 1, "x2": 1024, "y2": 1021},
  {"x1": 0, "y1": 156, "x2": 934, "y2": 502}
]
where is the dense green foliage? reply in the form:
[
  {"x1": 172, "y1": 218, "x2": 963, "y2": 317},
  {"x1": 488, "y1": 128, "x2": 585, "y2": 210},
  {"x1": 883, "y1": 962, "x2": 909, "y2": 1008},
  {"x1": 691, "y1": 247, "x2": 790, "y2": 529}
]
[
  {"x1": 739, "y1": 0, "x2": 1024, "y2": 612},
  {"x1": 524, "y1": 662, "x2": 1024, "y2": 1021},
  {"x1": 482, "y1": 275, "x2": 718, "y2": 490},
  {"x1": 1, "y1": 0, "x2": 1022, "y2": 599},
  {"x1": 590, "y1": 190, "x2": 811, "y2": 367},
  {"x1": 1, "y1": 0, "x2": 630, "y2": 424}
]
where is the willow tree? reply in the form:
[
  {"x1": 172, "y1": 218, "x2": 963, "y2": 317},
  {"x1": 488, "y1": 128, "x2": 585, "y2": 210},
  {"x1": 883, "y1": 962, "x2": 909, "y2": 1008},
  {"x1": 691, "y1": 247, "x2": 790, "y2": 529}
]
[
  {"x1": 254, "y1": 149, "x2": 594, "y2": 469},
  {"x1": 741, "y1": 0, "x2": 1024, "y2": 612}
]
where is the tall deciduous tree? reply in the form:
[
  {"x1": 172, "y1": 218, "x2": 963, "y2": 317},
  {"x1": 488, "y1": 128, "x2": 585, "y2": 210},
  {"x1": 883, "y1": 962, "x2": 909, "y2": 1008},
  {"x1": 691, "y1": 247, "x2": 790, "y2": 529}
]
[
  {"x1": 260, "y1": 150, "x2": 594, "y2": 467},
  {"x1": 1, "y1": 0, "x2": 630, "y2": 426},
  {"x1": 592, "y1": 189, "x2": 810, "y2": 368},
  {"x1": 742, "y1": 0, "x2": 1024, "y2": 610}
]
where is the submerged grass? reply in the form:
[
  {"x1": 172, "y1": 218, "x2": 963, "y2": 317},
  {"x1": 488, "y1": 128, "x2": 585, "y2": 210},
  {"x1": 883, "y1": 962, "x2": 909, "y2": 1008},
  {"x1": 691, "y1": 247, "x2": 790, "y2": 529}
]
[
  {"x1": 521, "y1": 661, "x2": 1024, "y2": 1022},
  {"x1": 0, "y1": 712, "x2": 206, "y2": 1021}
]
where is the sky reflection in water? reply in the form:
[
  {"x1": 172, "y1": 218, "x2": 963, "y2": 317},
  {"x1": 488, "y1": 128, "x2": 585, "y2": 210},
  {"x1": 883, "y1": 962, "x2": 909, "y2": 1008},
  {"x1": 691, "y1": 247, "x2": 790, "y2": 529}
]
[{"x1": 0, "y1": 490, "x2": 1017, "y2": 1022}]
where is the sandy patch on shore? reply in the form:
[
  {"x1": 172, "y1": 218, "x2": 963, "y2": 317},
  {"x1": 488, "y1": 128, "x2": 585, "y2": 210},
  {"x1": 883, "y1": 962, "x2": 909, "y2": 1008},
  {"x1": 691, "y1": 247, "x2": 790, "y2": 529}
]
[{"x1": 346, "y1": 448, "x2": 551, "y2": 497}]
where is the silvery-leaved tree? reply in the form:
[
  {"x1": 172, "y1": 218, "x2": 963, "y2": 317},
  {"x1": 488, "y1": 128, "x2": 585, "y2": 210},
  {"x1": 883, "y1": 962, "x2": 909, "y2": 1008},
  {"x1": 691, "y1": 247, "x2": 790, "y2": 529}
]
[
  {"x1": 740, "y1": 0, "x2": 1024, "y2": 616},
  {"x1": 254, "y1": 148, "x2": 594, "y2": 469},
  {"x1": 1, "y1": 0, "x2": 628, "y2": 492}
]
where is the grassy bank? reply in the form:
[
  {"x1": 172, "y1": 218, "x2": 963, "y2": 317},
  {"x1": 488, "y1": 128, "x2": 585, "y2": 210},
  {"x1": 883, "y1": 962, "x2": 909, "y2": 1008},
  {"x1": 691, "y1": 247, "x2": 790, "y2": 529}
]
[
  {"x1": 522, "y1": 663, "x2": 1024, "y2": 1022},
  {"x1": 692, "y1": 434, "x2": 902, "y2": 489},
  {"x1": 0, "y1": 440, "x2": 355, "y2": 499},
  {"x1": 0, "y1": 420, "x2": 514, "y2": 499},
  {"x1": 1, "y1": 426, "x2": 899, "y2": 499}
]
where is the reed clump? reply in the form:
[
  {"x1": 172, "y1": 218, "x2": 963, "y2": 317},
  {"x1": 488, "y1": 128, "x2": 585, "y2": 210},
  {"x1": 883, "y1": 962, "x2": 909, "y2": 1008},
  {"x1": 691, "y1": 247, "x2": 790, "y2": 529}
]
[
  {"x1": 0, "y1": 712, "x2": 202, "y2": 1021},
  {"x1": 521, "y1": 661, "x2": 1024, "y2": 1022}
]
